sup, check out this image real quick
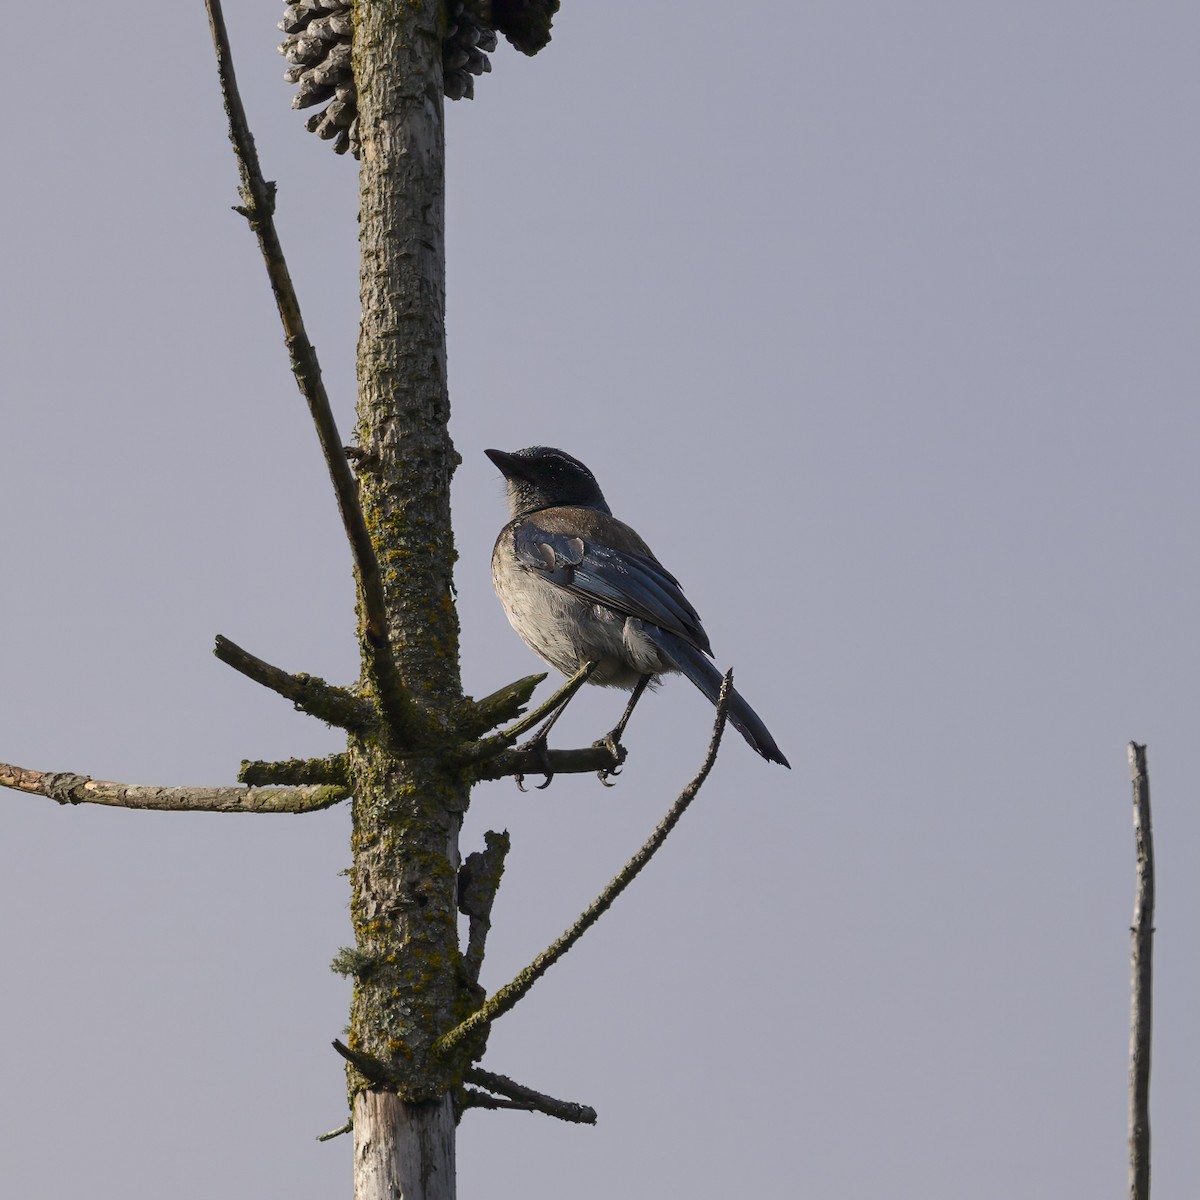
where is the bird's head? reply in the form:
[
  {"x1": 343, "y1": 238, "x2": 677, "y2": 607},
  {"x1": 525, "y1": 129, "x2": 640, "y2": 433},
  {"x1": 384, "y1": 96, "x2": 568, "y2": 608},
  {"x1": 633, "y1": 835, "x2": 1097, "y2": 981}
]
[{"x1": 485, "y1": 446, "x2": 611, "y2": 517}]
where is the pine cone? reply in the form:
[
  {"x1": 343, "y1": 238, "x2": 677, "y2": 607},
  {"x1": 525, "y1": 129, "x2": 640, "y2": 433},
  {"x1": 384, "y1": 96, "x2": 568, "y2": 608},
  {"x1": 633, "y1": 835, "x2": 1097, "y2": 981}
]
[
  {"x1": 444, "y1": 0, "x2": 496, "y2": 103},
  {"x1": 279, "y1": 1, "x2": 360, "y2": 157},
  {"x1": 278, "y1": 1, "x2": 557, "y2": 157},
  {"x1": 486, "y1": 1, "x2": 559, "y2": 56}
]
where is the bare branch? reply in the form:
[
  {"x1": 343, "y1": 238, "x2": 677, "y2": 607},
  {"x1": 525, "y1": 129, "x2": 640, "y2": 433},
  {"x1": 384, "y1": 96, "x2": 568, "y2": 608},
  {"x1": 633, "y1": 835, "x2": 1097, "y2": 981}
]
[
  {"x1": 214, "y1": 635, "x2": 374, "y2": 730},
  {"x1": 464, "y1": 1068, "x2": 597, "y2": 1125},
  {"x1": 1128, "y1": 741, "x2": 1155, "y2": 1200},
  {"x1": 457, "y1": 673, "x2": 547, "y2": 739},
  {"x1": 316, "y1": 1120, "x2": 353, "y2": 1143},
  {"x1": 461, "y1": 1089, "x2": 535, "y2": 1113},
  {"x1": 0, "y1": 762, "x2": 349, "y2": 814},
  {"x1": 239, "y1": 753, "x2": 350, "y2": 786},
  {"x1": 458, "y1": 831, "x2": 510, "y2": 987},
  {"x1": 469, "y1": 743, "x2": 621, "y2": 783},
  {"x1": 203, "y1": 0, "x2": 413, "y2": 732},
  {"x1": 332, "y1": 1038, "x2": 401, "y2": 1088},
  {"x1": 436, "y1": 673, "x2": 734, "y2": 1057}
]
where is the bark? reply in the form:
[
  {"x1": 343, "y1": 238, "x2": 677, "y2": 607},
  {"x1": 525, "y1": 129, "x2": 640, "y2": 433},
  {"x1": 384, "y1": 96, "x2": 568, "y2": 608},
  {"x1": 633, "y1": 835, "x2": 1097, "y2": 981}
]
[{"x1": 347, "y1": 4, "x2": 468, "y2": 1197}]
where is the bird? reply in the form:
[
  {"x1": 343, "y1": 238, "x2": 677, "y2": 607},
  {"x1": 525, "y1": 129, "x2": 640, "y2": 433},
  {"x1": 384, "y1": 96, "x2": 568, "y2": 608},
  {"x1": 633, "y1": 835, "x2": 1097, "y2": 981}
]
[{"x1": 486, "y1": 446, "x2": 789, "y2": 781}]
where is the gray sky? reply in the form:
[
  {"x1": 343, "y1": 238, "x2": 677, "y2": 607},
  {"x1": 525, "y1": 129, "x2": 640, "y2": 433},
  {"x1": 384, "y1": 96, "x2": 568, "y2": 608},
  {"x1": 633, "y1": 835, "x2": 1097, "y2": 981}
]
[{"x1": 2, "y1": 3, "x2": 1198, "y2": 1196}]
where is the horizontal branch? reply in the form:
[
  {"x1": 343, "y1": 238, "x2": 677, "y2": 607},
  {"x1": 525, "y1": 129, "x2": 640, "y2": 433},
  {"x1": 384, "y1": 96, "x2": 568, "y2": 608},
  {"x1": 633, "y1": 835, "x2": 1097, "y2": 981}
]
[
  {"x1": 436, "y1": 674, "x2": 733, "y2": 1058},
  {"x1": 0, "y1": 762, "x2": 349, "y2": 814},
  {"x1": 239, "y1": 753, "x2": 350, "y2": 786},
  {"x1": 465, "y1": 1067, "x2": 596, "y2": 1125},
  {"x1": 214, "y1": 635, "x2": 374, "y2": 730},
  {"x1": 469, "y1": 743, "x2": 621, "y2": 784},
  {"x1": 462, "y1": 1089, "x2": 534, "y2": 1113}
]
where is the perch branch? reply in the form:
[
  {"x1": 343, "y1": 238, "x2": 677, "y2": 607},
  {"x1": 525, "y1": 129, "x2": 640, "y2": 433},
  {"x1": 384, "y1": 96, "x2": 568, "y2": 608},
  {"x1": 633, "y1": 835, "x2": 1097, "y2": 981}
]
[
  {"x1": 214, "y1": 635, "x2": 374, "y2": 730},
  {"x1": 0, "y1": 762, "x2": 349, "y2": 814},
  {"x1": 239, "y1": 753, "x2": 350, "y2": 786},
  {"x1": 469, "y1": 743, "x2": 621, "y2": 783},
  {"x1": 204, "y1": 0, "x2": 412, "y2": 731},
  {"x1": 436, "y1": 673, "x2": 734, "y2": 1057},
  {"x1": 464, "y1": 1068, "x2": 596, "y2": 1125},
  {"x1": 1128, "y1": 741, "x2": 1155, "y2": 1200},
  {"x1": 317, "y1": 1120, "x2": 353, "y2": 1143}
]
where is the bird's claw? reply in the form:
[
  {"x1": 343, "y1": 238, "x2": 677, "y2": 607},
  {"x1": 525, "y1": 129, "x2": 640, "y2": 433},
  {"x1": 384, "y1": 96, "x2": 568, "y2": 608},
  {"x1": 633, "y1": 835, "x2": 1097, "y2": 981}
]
[
  {"x1": 593, "y1": 734, "x2": 628, "y2": 787},
  {"x1": 513, "y1": 735, "x2": 556, "y2": 791}
]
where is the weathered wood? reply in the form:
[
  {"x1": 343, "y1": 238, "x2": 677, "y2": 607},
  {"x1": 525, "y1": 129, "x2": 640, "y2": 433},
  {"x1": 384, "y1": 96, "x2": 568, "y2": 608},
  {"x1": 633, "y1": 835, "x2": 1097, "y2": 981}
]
[
  {"x1": 354, "y1": 1092, "x2": 456, "y2": 1200},
  {"x1": 1127, "y1": 742, "x2": 1155, "y2": 1200},
  {"x1": 0, "y1": 762, "x2": 348, "y2": 813}
]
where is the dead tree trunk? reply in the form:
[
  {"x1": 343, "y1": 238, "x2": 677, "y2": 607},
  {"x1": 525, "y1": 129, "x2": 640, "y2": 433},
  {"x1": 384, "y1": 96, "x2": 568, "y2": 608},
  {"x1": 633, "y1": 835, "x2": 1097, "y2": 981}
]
[{"x1": 347, "y1": 4, "x2": 464, "y2": 1197}]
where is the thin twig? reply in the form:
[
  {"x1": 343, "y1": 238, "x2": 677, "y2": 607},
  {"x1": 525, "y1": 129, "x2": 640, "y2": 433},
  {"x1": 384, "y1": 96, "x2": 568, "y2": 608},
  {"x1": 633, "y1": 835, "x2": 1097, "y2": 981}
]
[
  {"x1": 1128, "y1": 741, "x2": 1155, "y2": 1200},
  {"x1": 316, "y1": 1120, "x2": 353, "y2": 1143},
  {"x1": 436, "y1": 673, "x2": 734, "y2": 1057},
  {"x1": 203, "y1": 0, "x2": 411, "y2": 730},
  {"x1": 0, "y1": 762, "x2": 349, "y2": 814},
  {"x1": 214, "y1": 635, "x2": 375, "y2": 730},
  {"x1": 465, "y1": 1067, "x2": 596, "y2": 1125}
]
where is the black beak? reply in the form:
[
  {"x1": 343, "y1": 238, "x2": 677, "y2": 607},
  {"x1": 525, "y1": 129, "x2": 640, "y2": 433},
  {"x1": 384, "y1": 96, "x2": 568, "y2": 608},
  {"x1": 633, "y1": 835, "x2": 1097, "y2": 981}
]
[{"x1": 484, "y1": 448, "x2": 523, "y2": 480}]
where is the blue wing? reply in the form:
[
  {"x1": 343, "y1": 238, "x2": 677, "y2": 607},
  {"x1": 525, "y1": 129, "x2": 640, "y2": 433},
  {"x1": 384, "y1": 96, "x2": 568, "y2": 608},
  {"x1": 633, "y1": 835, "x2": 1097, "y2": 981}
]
[
  {"x1": 512, "y1": 517, "x2": 714, "y2": 657},
  {"x1": 508, "y1": 509, "x2": 790, "y2": 768}
]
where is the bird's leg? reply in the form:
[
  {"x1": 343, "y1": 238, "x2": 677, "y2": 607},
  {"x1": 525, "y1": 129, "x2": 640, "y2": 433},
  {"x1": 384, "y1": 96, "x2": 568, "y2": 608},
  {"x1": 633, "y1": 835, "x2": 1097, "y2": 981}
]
[
  {"x1": 514, "y1": 702, "x2": 570, "y2": 791},
  {"x1": 594, "y1": 674, "x2": 652, "y2": 786},
  {"x1": 510, "y1": 661, "x2": 596, "y2": 791}
]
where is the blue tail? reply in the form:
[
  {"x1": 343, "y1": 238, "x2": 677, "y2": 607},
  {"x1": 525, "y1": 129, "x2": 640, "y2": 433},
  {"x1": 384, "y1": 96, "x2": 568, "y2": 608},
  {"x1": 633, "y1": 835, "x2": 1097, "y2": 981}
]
[{"x1": 645, "y1": 627, "x2": 790, "y2": 768}]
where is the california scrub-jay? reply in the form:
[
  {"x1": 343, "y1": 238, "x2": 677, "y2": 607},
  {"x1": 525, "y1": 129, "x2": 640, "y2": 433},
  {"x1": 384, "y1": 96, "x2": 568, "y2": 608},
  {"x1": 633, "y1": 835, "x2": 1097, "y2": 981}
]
[{"x1": 486, "y1": 446, "x2": 790, "y2": 775}]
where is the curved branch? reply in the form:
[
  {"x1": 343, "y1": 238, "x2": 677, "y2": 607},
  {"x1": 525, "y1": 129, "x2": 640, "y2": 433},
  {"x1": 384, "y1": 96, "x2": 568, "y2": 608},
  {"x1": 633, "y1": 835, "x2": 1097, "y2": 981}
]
[
  {"x1": 436, "y1": 673, "x2": 734, "y2": 1057},
  {"x1": 0, "y1": 762, "x2": 349, "y2": 813},
  {"x1": 215, "y1": 635, "x2": 374, "y2": 730},
  {"x1": 204, "y1": 0, "x2": 413, "y2": 731}
]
